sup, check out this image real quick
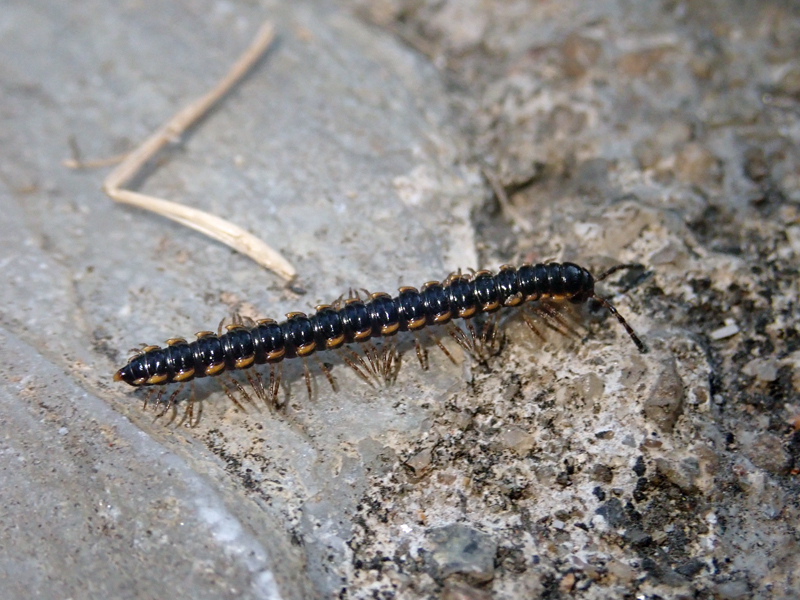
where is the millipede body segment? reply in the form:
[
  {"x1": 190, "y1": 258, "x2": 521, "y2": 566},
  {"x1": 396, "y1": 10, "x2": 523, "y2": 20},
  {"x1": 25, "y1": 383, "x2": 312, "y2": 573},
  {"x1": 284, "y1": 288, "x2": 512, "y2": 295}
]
[{"x1": 114, "y1": 262, "x2": 647, "y2": 400}]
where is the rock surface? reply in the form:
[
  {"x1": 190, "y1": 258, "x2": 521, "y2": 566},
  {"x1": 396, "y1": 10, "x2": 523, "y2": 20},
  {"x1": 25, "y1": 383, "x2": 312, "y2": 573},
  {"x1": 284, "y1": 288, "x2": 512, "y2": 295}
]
[{"x1": 2, "y1": 0, "x2": 799, "y2": 599}]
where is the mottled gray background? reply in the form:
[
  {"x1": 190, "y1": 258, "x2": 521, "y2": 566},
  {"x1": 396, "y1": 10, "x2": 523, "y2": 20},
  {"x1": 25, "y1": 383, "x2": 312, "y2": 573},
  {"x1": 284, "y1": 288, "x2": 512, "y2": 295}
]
[{"x1": 1, "y1": 1, "x2": 798, "y2": 599}]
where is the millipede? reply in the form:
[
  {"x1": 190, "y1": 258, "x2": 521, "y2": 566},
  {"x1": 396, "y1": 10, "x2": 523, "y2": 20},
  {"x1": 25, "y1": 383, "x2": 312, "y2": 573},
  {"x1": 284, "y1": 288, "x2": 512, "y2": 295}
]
[{"x1": 114, "y1": 261, "x2": 648, "y2": 425}]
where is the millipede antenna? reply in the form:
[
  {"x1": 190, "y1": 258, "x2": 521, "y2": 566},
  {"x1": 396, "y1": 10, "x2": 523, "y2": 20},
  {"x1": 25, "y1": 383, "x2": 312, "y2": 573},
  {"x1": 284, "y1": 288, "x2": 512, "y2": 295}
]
[
  {"x1": 595, "y1": 263, "x2": 645, "y2": 283},
  {"x1": 590, "y1": 293, "x2": 648, "y2": 353}
]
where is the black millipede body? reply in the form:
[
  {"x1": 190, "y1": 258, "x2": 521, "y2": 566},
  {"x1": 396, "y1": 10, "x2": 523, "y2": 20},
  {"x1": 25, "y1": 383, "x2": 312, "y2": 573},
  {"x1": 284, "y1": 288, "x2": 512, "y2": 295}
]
[{"x1": 114, "y1": 262, "x2": 647, "y2": 418}]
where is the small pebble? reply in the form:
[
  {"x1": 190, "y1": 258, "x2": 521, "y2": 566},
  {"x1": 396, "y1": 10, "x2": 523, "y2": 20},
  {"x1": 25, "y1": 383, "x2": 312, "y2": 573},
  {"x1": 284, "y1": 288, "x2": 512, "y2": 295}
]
[
  {"x1": 742, "y1": 358, "x2": 779, "y2": 382},
  {"x1": 405, "y1": 448, "x2": 433, "y2": 478},
  {"x1": 710, "y1": 320, "x2": 740, "y2": 340},
  {"x1": 428, "y1": 524, "x2": 497, "y2": 583},
  {"x1": 644, "y1": 360, "x2": 685, "y2": 432},
  {"x1": 558, "y1": 572, "x2": 576, "y2": 593},
  {"x1": 498, "y1": 426, "x2": 535, "y2": 456}
]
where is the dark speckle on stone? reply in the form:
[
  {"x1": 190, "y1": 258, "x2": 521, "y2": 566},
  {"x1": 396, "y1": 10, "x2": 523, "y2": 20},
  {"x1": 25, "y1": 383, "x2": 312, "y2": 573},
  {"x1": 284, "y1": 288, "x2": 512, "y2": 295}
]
[
  {"x1": 675, "y1": 558, "x2": 706, "y2": 578},
  {"x1": 592, "y1": 486, "x2": 606, "y2": 501},
  {"x1": 625, "y1": 528, "x2": 652, "y2": 547},
  {"x1": 596, "y1": 498, "x2": 626, "y2": 528},
  {"x1": 556, "y1": 470, "x2": 572, "y2": 486},
  {"x1": 591, "y1": 463, "x2": 614, "y2": 483},
  {"x1": 633, "y1": 456, "x2": 646, "y2": 477}
]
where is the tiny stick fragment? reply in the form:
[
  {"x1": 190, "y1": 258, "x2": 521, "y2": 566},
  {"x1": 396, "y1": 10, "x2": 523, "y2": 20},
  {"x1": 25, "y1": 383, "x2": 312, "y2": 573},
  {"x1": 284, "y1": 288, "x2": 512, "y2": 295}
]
[
  {"x1": 101, "y1": 21, "x2": 296, "y2": 281},
  {"x1": 481, "y1": 167, "x2": 534, "y2": 234}
]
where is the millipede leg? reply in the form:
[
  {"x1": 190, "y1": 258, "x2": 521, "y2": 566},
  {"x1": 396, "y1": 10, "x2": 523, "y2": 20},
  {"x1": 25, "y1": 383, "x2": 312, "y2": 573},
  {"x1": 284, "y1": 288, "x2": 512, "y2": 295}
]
[
  {"x1": 446, "y1": 323, "x2": 473, "y2": 355},
  {"x1": 177, "y1": 384, "x2": 197, "y2": 427},
  {"x1": 521, "y1": 312, "x2": 547, "y2": 343},
  {"x1": 218, "y1": 377, "x2": 246, "y2": 412},
  {"x1": 266, "y1": 366, "x2": 275, "y2": 405},
  {"x1": 429, "y1": 331, "x2": 457, "y2": 365},
  {"x1": 538, "y1": 303, "x2": 582, "y2": 339},
  {"x1": 339, "y1": 349, "x2": 375, "y2": 387},
  {"x1": 228, "y1": 374, "x2": 260, "y2": 411},
  {"x1": 302, "y1": 358, "x2": 313, "y2": 401},
  {"x1": 152, "y1": 388, "x2": 176, "y2": 425},
  {"x1": 381, "y1": 339, "x2": 399, "y2": 383},
  {"x1": 364, "y1": 341, "x2": 395, "y2": 385},
  {"x1": 164, "y1": 384, "x2": 187, "y2": 426},
  {"x1": 188, "y1": 380, "x2": 201, "y2": 427},
  {"x1": 465, "y1": 321, "x2": 481, "y2": 355},
  {"x1": 380, "y1": 341, "x2": 392, "y2": 382},
  {"x1": 142, "y1": 388, "x2": 157, "y2": 412},
  {"x1": 528, "y1": 304, "x2": 574, "y2": 340},
  {"x1": 161, "y1": 385, "x2": 184, "y2": 427},
  {"x1": 272, "y1": 363, "x2": 283, "y2": 408},
  {"x1": 476, "y1": 314, "x2": 494, "y2": 356},
  {"x1": 314, "y1": 355, "x2": 337, "y2": 392},
  {"x1": 591, "y1": 294, "x2": 648, "y2": 353},
  {"x1": 148, "y1": 389, "x2": 164, "y2": 420},
  {"x1": 342, "y1": 347, "x2": 376, "y2": 386},
  {"x1": 181, "y1": 395, "x2": 194, "y2": 428},
  {"x1": 154, "y1": 388, "x2": 165, "y2": 412},
  {"x1": 362, "y1": 342, "x2": 381, "y2": 379},
  {"x1": 485, "y1": 313, "x2": 501, "y2": 350},
  {"x1": 163, "y1": 400, "x2": 180, "y2": 427},
  {"x1": 412, "y1": 332, "x2": 428, "y2": 370},
  {"x1": 247, "y1": 369, "x2": 269, "y2": 405}
]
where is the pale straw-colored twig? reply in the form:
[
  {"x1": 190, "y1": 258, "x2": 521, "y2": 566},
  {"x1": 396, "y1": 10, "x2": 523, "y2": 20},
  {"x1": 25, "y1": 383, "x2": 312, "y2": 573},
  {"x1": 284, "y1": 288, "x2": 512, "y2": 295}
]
[{"x1": 68, "y1": 21, "x2": 296, "y2": 281}]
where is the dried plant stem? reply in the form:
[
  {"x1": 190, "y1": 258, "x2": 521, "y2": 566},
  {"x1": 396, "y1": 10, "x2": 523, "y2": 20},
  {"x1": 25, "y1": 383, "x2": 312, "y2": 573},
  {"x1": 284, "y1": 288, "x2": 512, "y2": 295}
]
[{"x1": 83, "y1": 21, "x2": 296, "y2": 281}]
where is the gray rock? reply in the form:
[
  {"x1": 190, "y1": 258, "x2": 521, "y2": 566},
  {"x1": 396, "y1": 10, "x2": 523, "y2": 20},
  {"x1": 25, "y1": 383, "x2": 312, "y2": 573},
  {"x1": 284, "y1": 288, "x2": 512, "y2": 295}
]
[
  {"x1": 644, "y1": 359, "x2": 685, "y2": 433},
  {"x1": 0, "y1": 328, "x2": 309, "y2": 600},
  {"x1": 441, "y1": 580, "x2": 493, "y2": 600},
  {"x1": 655, "y1": 457, "x2": 700, "y2": 493},
  {"x1": 428, "y1": 524, "x2": 497, "y2": 583}
]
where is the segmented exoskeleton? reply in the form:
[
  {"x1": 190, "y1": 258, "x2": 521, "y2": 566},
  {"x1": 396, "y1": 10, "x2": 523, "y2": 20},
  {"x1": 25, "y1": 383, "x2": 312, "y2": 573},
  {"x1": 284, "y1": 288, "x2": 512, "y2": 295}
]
[{"x1": 114, "y1": 262, "x2": 647, "y2": 425}]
